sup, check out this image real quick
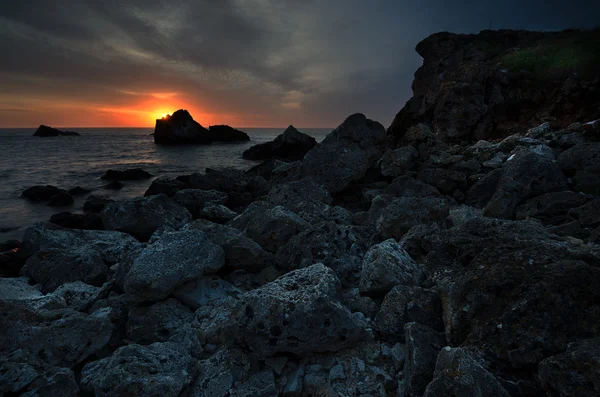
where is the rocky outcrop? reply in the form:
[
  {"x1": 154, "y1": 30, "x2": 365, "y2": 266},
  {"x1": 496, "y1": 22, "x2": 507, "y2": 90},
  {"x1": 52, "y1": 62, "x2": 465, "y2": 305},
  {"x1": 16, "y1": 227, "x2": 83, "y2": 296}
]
[
  {"x1": 101, "y1": 168, "x2": 152, "y2": 180},
  {"x1": 33, "y1": 125, "x2": 80, "y2": 137},
  {"x1": 243, "y1": 125, "x2": 317, "y2": 161},
  {"x1": 388, "y1": 29, "x2": 600, "y2": 143},
  {"x1": 209, "y1": 124, "x2": 250, "y2": 142},
  {"x1": 154, "y1": 109, "x2": 212, "y2": 145},
  {"x1": 22, "y1": 185, "x2": 69, "y2": 202},
  {"x1": 49, "y1": 211, "x2": 104, "y2": 230}
]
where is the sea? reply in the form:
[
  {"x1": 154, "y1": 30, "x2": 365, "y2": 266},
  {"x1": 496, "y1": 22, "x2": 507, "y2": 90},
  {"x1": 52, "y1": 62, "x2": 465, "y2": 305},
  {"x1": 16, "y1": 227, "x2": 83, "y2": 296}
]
[{"x1": 0, "y1": 127, "x2": 331, "y2": 242}]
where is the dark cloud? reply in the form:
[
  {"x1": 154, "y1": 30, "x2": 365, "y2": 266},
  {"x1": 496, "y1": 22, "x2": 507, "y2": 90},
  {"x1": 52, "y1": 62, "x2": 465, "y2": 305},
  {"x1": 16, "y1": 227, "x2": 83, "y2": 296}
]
[{"x1": 0, "y1": 0, "x2": 599, "y2": 127}]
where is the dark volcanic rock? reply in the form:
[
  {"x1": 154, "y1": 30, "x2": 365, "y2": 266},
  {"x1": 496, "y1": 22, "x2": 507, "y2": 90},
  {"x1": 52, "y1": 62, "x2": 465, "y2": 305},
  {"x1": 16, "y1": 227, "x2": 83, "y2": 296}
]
[
  {"x1": 49, "y1": 212, "x2": 104, "y2": 230},
  {"x1": 209, "y1": 125, "x2": 250, "y2": 142},
  {"x1": 47, "y1": 191, "x2": 73, "y2": 207},
  {"x1": 100, "y1": 194, "x2": 192, "y2": 240},
  {"x1": 22, "y1": 185, "x2": 67, "y2": 202},
  {"x1": 154, "y1": 109, "x2": 212, "y2": 145},
  {"x1": 33, "y1": 125, "x2": 80, "y2": 137},
  {"x1": 243, "y1": 125, "x2": 317, "y2": 161},
  {"x1": 403, "y1": 322, "x2": 446, "y2": 397},
  {"x1": 68, "y1": 186, "x2": 91, "y2": 196},
  {"x1": 101, "y1": 168, "x2": 153, "y2": 181},
  {"x1": 83, "y1": 195, "x2": 114, "y2": 213},
  {"x1": 172, "y1": 189, "x2": 228, "y2": 218},
  {"x1": 103, "y1": 181, "x2": 124, "y2": 190},
  {"x1": 145, "y1": 177, "x2": 190, "y2": 197}
]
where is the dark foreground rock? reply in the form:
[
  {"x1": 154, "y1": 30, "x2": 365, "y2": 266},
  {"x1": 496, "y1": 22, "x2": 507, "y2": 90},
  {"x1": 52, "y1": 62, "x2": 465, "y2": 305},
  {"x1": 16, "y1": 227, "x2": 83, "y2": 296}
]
[
  {"x1": 49, "y1": 212, "x2": 104, "y2": 230},
  {"x1": 22, "y1": 185, "x2": 68, "y2": 202},
  {"x1": 33, "y1": 125, "x2": 80, "y2": 137},
  {"x1": 209, "y1": 125, "x2": 250, "y2": 142},
  {"x1": 243, "y1": 125, "x2": 317, "y2": 161},
  {"x1": 101, "y1": 168, "x2": 153, "y2": 180}
]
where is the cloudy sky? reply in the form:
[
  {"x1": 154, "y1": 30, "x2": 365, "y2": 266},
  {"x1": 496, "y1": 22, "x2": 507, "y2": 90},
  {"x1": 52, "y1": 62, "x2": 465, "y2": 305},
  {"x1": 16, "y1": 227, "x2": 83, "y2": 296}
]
[{"x1": 0, "y1": 0, "x2": 598, "y2": 128}]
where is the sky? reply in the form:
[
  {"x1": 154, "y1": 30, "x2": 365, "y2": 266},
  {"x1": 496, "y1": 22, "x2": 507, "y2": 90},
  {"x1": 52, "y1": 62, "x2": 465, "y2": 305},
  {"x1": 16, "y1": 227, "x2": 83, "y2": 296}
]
[{"x1": 0, "y1": 1, "x2": 598, "y2": 128}]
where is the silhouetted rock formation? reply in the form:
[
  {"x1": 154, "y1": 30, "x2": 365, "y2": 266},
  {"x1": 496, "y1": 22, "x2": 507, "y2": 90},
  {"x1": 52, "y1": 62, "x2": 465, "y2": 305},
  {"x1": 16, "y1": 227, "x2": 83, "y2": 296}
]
[
  {"x1": 209, "y1": 125, "x2": 250, "y2": 142},
  {"x1": 243, "y1": 125, "x2": 317, "y2": 161},
  {"x1": 154, "y1": 110, "x2": 212, "y2": 145},
  {"x1": 388, "y1": 29, "x2": 600, "y2": 143},
  {"x1": 101, "y1": 168, "x2": 153, "y2": 181},
  {"x1": 33, "y1": 125, "x2": 80, "y2": 137}
]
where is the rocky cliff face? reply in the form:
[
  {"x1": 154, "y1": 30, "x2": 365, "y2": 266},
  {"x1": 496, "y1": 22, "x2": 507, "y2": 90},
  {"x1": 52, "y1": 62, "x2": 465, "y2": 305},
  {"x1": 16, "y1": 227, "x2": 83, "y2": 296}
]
[{"x1": 389, "y1": 29, "x2": 600, "y2": 143}]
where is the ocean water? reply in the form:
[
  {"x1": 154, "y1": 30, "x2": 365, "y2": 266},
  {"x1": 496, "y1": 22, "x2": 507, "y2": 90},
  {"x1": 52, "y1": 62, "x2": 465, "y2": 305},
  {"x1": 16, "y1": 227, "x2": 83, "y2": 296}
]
[{"x1": 0, "y1": 127, "x2": 331, "y2": 242}]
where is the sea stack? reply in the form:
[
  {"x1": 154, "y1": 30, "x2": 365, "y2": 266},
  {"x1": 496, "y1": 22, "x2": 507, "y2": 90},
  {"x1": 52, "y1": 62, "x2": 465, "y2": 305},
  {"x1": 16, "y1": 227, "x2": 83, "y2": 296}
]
[
  {"x1": 33, "y1": 125, "x2": 80, "y2": 137},
  {"x1": 243, "y1": 125, "x2": 317, "y2": 161}
]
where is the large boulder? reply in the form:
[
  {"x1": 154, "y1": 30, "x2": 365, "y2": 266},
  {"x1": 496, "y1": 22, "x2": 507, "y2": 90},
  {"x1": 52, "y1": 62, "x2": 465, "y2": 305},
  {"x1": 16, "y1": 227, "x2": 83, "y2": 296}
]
[
  {"x1": 378, "y1": 146, "x2": 419, "y2": 177},
  {"x1": 172, "y1": 189, "x2": 228, "y2": 218},
  {"x1": 100, "y1": 194, "x2": 192, "y2": 240},
  {"x1": 33, "y1": 125, "x2": 80, "y2": 137},
  {"x1": 359, "y1": 239, "x2": 425, "y2": 295},
  {"x1": 154, "y1": 109, "x2": 212, "y2": 145},
  {"x1": 402, "y1": 322, "x2": 446, "y2": 397},
  {"x1": 243, "y1": 206, "x2": 309, "y2": 253},
  {"x1": 232, "y1": 263, "x2": 367, "y2": 356},
  {"x1": 0, "y1": 300, "x2": 113, "y2": 368},
  {"x1": 173, "y1": 275, "x2": 242, "y2": 310},
  {"x1": 538, "y1": 338, "x2": 600, "y2": 397},
  {"x1": 300, "y1": 114, "x2": 387, "y2": 193},
  {"x1": 80, "y1": 341, "x2": 198, "y2": 397},
  {"x1": 243, "y1": 125, "x2": 317, "y2": 161},
  {"x1": 122, "y1": 229, "x2": 225, "y2": 302},
  {"x1": 101, "y1": 168, "x2": 152, "y2": 180},
  {"x1": 22, "y1": 185, "x2": 68, "y2": 202},
  {"x1": 209, "y1": 124, "x2": 250, "y2": 142},
  {"x1": 47, "y1": 191, "x2": 74, "y2": 207},
  {"x1": 49, "y1": 211, "x2": 103, "y2": 230},
  {"x1": 126, "y1": 298, "x2": 195, "y2": 344},
  {"x1": 557, "y1": 143, "x2": 600, "y2": 175}
]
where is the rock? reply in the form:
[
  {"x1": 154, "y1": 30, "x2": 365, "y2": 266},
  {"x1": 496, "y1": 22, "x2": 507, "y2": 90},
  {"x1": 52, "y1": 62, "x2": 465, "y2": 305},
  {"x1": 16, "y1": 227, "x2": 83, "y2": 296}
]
[
  {"x1": 101, "y1": 168, "x2": 153, "y2": 180},
  {"x1": 359, "y1": 239, "x2": 425, "y2": 295},
  {"x1": 22, "y1": 185, "x2": 68, "y2": 202},
  {"x1": 233, "y1": 263, "x2": 367, "y2": 355},
  {"x1": 47, "y1": 191, "x2": 73, "y2": 207},
  {"x1": 515, "y1": 191, "x2": 590, "y2": 222},
  {"x1": 103, "y1": 180, "x2": 123, "y2": 190},
  {"x1": 172, "y1": 189, "x2": 228, "y2": 218},
  {"x1": 0, "y1": 350, "x2": 79, "y2": 397},
  {"x1": 83, "y1": 195, "x2": 114, "y2": 213},
  {"x1": 228, "y1": 201, "x2": 274, "y2": 231},
  {"x1": 184, "y1": 220, "x2": 269, "y2": 270},
  {"x1": 482, "y1": 148, "x2": 567, "y2": 219},
  {"x1": 145, "y1": 177, "x2": 190, "y2": 197},
  {"x1": 382, "y1": 176, "x2": 441, "y2": 198},
  {"x1": 538, "y1": 338, "x2": 600, "y2": 397},
  {"x1": 569, "y1": 199, "x2": 600, "y2": 227},
  {"x1": 21, "y1": 247, "x2": 109, "y2": 292},
  {"x1": 0, "y1": 277, "x2": 43, "y2": 301},
  {"x1": 425, "y1": 216, "x2": 600, "y2": 369},
  {"x1": 343, "y1": 288, "x2": 380, "y2": 319},
  {"x1": 372, "y1": 196, "x2": 453, "y2": 239},
  {"x1": 419, "y1": 167, "x2": 467, "y2": 196},
  {"x1": 68, "y1": 186, "x2": 90, "y2": 196},
  {"x1": 0, "y1": 300, "x2": 113, "y2": 368},
  {"x1": 423, "y1": 347, "x2": 511, "y2": 397},
  {"x1": 33, "y1": 125, "x2": 80, "y2": 137},
  {"x1": 301, "y1": 114, "x2": 387, "y2": 193},
  {"x1": 126, "y1": 298, "x2": 194, "y2": 344},
  {"x1": 154, "y1": 109, "x2": 212, "y2": 145},
  {"x1": 123, "y1": 229, "x2": 225, "y2": 301},
  {"x1": 100, "y1": 194, "x2": 192, "y2": 240},
  {"x1": 557, "y1": 143, "x2": 600, "y2": 175},
  {"x1": 244, "y1": 205, "x2": 309, "y2": 253},
  {"x1": 275, "y1": 221, "x2": 368, "y2": 286},
  {"x1": 173, "y1": 275, "x2": 242, "y2": 310},
  {"x1": 209, "y1": 124, "x2": 250, "y2": 142},
  {"x1": 375, "y1": 286, "x2": 443, "y2": 340},
  {"x1": 80, "y1": 341, "x2": 198, "y2": 397},
  {"x1": 49, "y1": 211, "x2": 104, "y2": 230},
  {"x1": 199, "y1": 203, "x2": 238, "y2": 223},
  {"x1": 573, "y1": 171, "x2": 600, "y2": 196},
  {"x1": 245, "y1": 158, "x2": 289, "y2": 180},
  {"x1": 378, "y1": 146, "x2": 419, "y2": 177},
  {"x1": 243, "y1": 125, "x2": 317, "y2": 161},
  {"x1": 403, "y1": 322, "x2": 446, "y2": 397}
]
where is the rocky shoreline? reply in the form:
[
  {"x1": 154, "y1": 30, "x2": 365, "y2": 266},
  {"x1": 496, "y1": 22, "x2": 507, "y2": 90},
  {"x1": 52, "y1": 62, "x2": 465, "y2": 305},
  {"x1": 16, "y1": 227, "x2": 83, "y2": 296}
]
[{"x1": 2, "y1": 29, "x2": 600, "y2": 397}]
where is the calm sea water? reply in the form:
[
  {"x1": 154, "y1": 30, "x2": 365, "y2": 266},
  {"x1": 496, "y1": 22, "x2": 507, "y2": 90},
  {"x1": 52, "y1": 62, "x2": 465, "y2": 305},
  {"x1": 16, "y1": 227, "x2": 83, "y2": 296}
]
[{"x1": 0, "y1": 128, "x2": 331, "y2": 242}]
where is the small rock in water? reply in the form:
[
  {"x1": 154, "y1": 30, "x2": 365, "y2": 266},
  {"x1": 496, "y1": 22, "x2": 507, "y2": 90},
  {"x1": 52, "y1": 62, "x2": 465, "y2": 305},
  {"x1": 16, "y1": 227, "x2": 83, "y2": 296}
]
[
  {"x1": 103, "y1": 181, "x2": 124, "y2": 190},
  {"x1": 101, "y1": 168, "x2": 153, "y2": 180}
]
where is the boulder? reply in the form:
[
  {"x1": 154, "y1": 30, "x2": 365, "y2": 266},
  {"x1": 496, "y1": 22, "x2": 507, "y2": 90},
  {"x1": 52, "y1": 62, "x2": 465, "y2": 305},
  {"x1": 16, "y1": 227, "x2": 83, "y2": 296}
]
[
  {"x1": 101, "y1": 168, "x2": 152, "y2": 180},
  {"x1": 557, "y1": 143, "x2": 600, "y2": 175},
  {"x1": 228, "y1": 200, "x2": 274, "y2": 231},
  {"x1": 173, "y1": 275, "x2": 242, "y2": 310},
  {"x1": 144, "y1": 177, "x2": 190, "y2": 197},
  {"x1": 569, "y1": 199, "x2": 600, "y2": 228},
  {"x1": 403, "y1": 322, "x2": 446, "y2": 397},
  {"x1": 126, "y1": 298, "x2": 194, "y2": 344},
  {"x1": 382, "y1": 175, "x2": 441, "y2": 198},
  {"x1": 0, "y1": 277, "x2": 43, "y2": 301},
  {"x1": 209, "y1": 124, "x2": 250, "y2": 142},
  {"x1": 83, "y1": 195, "x2": 114, "y2": 213},
  {"x1": 515, "y1": 191, "x2": 589, "y2": 221},
  {"x1": 423, "y1": 347, "x2": 511, "y2": 397},
  {"x1": 233, "y1": 263, "x2": 367, "y2": 356},
  {"x1": 572, "y1": 171, "x2": 600, "y2": 196},
  {"x1": 80, "y1": 341, "x2": 198, "y2": 397},
  {"x1": 22, "y1": 185, "x2": 67, "y2": 202},
  {"x1": 375, "y1": 286, "x2": 443, "y2": 340},
  {"x1": 538, "y1": 338, "x2": 600, "y2": 397},
  {"x1": 243, "y1": 206, "x2": 309, "y2": 253},
  {"x1": 172, "y1": 189, "x2": 228, "y2": 218},
  {"x1": 100, "y1": 194, "x2": 192, "y2": 240},
  {"x1": 47, "y1": 191, "x2": 73, "y2": 207},
  {"x1": 51, "y1": 281, "x2": 102, "y2": 311},
  {"x1": 359, "y1": 239, "x2": 425, "y2": 295},
  {"x1": 103, "y1": 180, "x2": 123, "y2": 190},
  {"x1": 199, "y1": 203, "x2": 238, "y2": 223},
  {"x1": 378, "y1": 146, "x2": 419, "y2": 177},
  {"x1": 0, "y1": 300, "x2": 113, "y2": 368},
  {"x1": 154, "y1": 109, "x2": 212, "y2": 145},
  {"x1": 49, "y1": 211, "x2": 104, "y2": 230},
  {"x1": 123, "y1": 229, "x2": 225, "y2": 301},
  {"x1": 184, "y1": 220, "x2": 269, "y2": 270},
  {"x1": 33, "y1": 125, "x2": 80, "y2": 137},
  {"x1": 300, "y1": 114, "x2": 387, "y2": 193},
  {"x1": 243, "y1": 125, "x2": 316, "y2": 161},
  {"x1": 68, "y1": 186, "x2": 90, "y2": 196}
]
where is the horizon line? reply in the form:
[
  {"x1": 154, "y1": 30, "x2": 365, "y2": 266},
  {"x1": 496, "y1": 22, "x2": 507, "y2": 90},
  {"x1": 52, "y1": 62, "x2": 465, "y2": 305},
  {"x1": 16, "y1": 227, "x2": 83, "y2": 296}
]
[{"x1": 0, "y1": 126, "x2": 336, "y2": 130}]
